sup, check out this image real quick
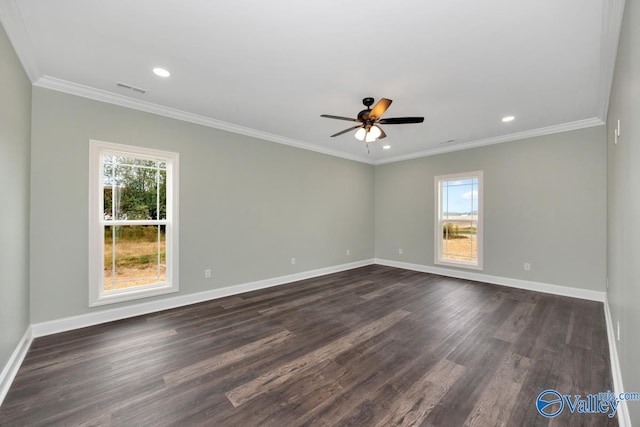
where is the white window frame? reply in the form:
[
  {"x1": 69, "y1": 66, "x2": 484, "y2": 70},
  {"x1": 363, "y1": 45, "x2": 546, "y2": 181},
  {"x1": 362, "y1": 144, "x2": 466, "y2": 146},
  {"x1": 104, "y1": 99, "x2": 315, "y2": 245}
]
[
  {"x1": 434, "y1": 171, "x2": 483, "y2": 270},
  {"x1": 89, "y1": 140, "x2": 179, "y2": 306}
]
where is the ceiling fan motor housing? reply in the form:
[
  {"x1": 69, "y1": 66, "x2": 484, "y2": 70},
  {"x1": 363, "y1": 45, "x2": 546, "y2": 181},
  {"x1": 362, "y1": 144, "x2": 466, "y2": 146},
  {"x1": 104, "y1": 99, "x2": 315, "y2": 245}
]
[
  {"x1": 358, "y1": 98, "x2": 375, "y2": 124},
  {"x1": 357, "y1": 110, "x2": 373, "y2": 126}
]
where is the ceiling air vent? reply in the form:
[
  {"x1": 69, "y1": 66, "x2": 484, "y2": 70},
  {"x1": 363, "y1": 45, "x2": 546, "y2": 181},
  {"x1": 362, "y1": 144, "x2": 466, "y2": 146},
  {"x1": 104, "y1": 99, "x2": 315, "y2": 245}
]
[{"x1": 116, "y1": 82, "x2": 147, "y2": 94}]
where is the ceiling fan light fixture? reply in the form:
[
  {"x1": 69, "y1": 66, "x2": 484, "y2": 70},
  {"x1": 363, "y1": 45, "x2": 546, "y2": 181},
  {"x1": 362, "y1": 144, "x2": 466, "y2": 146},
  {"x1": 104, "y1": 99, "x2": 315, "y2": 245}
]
[
  {"x1": 354, "y1": 127, "x2": 366, "y2": 141},
  {"x1": 364, "y1": 125, "x2": 382, "y2": 142},
  {"x1": 369, "y1": 125, "x2": 382, "y2": 139}
]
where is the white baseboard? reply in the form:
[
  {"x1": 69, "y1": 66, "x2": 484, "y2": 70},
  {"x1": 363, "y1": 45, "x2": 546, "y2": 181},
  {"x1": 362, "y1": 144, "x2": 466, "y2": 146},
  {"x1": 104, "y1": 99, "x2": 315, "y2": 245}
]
[
  {"x1": 0, "y1": 327, "x2": 32, "y2": 407},
  {"x1": 31, "y1": 258, "x2": 607, "y2": 338},
  {"x1": 604, "y1": 297, "x2": 631, "y2": 427},
  {"x1": 374, "y1": 258, "x2": 606, "y2": 302},
  {"x1": 3, "y1": 259, "x2": 618, "y2": 417},
  {"x1": 31, "y1": 259, "x2": 375, "y2": 338}
]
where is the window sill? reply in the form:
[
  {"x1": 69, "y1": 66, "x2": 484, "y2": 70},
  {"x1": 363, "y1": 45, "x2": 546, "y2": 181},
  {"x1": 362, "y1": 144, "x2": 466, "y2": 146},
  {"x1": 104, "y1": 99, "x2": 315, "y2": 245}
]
[
  {"x1": 435, "y1": 259, "x2": 483, "y2": 271},
  {"x1": 90, "y1": 283, "x2": 179, "y2": 307}
]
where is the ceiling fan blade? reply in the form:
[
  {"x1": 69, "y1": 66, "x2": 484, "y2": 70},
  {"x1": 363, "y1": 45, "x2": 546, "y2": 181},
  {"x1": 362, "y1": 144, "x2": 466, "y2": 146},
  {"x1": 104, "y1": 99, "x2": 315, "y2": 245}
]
[
  {"x1": 321, "y1": 114, "x2": 359, "y2": 122},
  {"x1": 378, "y1": 117, "x2": 424, "y2": 124},
  {"x1": 330, "y1": 125, "x2": 362, "y2": 137},
  {"x1": 378, "y1": 128, "x2": 387, "y2": 139},
  {"x1": 368, "y1": 98, "x2": 392, "y2": 120}
]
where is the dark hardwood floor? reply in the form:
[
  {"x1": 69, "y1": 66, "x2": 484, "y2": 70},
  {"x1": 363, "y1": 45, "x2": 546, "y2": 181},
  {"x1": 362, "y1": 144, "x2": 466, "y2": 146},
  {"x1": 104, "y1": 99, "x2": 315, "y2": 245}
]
[{"x1": 0, "y1": 265, "x2": 617, "y2": 426}]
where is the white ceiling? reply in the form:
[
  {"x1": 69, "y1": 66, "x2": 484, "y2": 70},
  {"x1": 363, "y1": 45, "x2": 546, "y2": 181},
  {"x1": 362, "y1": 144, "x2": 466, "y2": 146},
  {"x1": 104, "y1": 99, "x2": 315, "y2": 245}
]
[{"x1": 0, "y1": 0, "x2": 624, "y2": 164}]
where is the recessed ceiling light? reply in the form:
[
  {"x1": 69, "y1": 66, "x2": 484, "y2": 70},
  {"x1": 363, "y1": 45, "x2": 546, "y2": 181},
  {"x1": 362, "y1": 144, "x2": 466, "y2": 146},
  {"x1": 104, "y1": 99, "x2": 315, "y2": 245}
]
[
  {"x1": 153, "y1": 67, "x2": 171, "y2": 77},
  {"x1": 382, "y1": 145, "x2": 391, "y2": 150},
  {"x1": 502, "y1": 116, "x2": 515, "y2": 122}
]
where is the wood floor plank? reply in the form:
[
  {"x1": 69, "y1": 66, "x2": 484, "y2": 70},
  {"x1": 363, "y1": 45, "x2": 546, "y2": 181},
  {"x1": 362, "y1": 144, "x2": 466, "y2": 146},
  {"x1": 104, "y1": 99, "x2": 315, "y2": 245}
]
[
  {"x1": 0, "y1": 266, "x2": 617, "y2": 426},
  {"x1": 493, "y1": 300, "x2": 537, "y2": 343},
  {"x1": 463, "y1": 351, "x2": 532, "y2": 426},
  {"x1": 359, "y1": 281, "x2": 411, "y2": 301},
  {"x1": 292, "y1": 338, "x2": 423, "y2": 425},
  {"x1": 372, "y1": 358, "x2": 466, "y2": 427},
  {"x1": 163, "y1": 329, "x2": 294, "y2": 386},
  {"x1": 258, "y1": 279, "x2": 373, "y2": 316},
  {"x1": 224, "y1": 309, "x2": 411, "y2": 407},
  {"x1": 212, "y1": 359, "x2": 346, "y2": 427}
]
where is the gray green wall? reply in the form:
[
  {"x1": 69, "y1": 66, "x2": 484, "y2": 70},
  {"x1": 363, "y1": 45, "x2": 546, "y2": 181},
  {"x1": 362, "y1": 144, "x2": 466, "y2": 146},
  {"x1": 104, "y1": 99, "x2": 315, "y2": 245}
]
[
  {"x1": 29, "y1": 87, "x2": 374, "y2": 323},
  {"x1": 375, "y1": 126, "x2": 607, "y2": 292},
  {"x1": 0, "y1": 25, "x2": 31, "y2": 369},
  {"x1": 28, "y1": 87, "x2": 610, "y2": 324},
  {"x1": 607, "y1": 0, "x2": 640, "y2": 423}
]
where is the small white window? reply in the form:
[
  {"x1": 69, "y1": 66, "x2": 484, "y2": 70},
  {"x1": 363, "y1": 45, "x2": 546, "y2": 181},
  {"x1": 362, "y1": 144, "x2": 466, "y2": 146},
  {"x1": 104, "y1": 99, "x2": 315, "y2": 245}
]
[
  {"x1": 89, "y1": 140, "x2": 179, "y2": 306},
  {"x1": 435, "y1": 171, "x2": 483, "y2": 270}
]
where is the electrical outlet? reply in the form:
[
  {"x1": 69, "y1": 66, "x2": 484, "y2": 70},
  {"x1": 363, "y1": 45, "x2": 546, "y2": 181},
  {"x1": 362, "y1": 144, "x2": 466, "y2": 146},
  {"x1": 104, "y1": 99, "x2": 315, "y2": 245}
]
[
  {"x1": 346, "y1": 249, "x2": 350, "y2": 256},
  {"x1": 617, "y1": 321, "x2": 620, "y2": 341},
  {"x1": 524, "y1": 262, "x2": 531, "y2": 271},
  {"x1": 291, "y1": 257, "x2": 296, "y2": 265},
  {"x1": 399, "y1": 248, "x2": 403, "y2": 255},
  {"x1": 204, "y1": 269, "x2": 212, "y2": 279}
]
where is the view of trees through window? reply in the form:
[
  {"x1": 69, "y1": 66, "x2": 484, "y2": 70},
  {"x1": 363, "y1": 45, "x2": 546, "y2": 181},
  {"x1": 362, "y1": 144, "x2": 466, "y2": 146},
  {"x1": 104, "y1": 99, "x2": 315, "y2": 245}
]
[{"x1": 103, "y1": 155, "x2": 168, "y2": 290}]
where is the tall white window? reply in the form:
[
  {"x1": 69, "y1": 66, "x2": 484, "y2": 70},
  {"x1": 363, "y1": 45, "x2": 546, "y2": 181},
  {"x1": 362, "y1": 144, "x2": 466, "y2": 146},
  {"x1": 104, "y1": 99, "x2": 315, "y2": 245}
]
[
  {"x1": 435, "y1": 171, "x2": 483, "y2": 270},
  {"x1": 89, "y1": 140, "x2": 179, "y2": 306}
]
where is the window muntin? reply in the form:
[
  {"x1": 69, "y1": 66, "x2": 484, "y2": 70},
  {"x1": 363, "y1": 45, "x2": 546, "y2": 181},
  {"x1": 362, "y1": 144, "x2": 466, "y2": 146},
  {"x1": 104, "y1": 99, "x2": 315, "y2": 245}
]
[
  {"x1": 435, "y1": 171, "x2": 483, "y2": 270},
  {"x1": 89, "y1": 140, "x2": 179, "y2": 306}
]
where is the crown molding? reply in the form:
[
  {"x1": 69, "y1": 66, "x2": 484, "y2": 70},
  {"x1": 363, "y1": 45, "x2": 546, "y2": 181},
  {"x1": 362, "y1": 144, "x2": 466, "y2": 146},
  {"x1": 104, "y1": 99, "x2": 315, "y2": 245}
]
[
  {"x1": 33, "y1": 75, "x2": 375, "y2": 165},
  {"x1": 31, "y1": 75, "x2": 606, "y2": 168},
  {"x1": 374, "y1": 117, "x2": 605, "y2": 165},
  {"x1": 597, "y1": 0, "x2": 626, "y2": 122},
  {"x1": 0, "y1": 0, "x2": 41, "y2": 82},
  {"x1": 33, "y1": 74, "x2": 606, "y2": 167}
]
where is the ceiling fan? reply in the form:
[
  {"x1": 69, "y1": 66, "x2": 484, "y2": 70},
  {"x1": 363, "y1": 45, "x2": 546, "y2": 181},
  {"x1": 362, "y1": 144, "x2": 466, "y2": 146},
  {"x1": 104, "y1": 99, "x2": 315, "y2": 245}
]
[{"x1": 321, "y1": 97, "x2": 424, "y2": 143}]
